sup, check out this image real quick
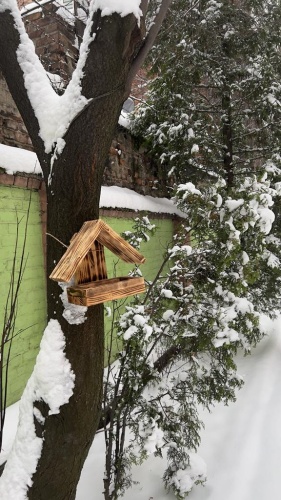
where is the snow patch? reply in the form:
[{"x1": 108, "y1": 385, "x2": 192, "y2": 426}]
[
  {"x1": 0, "y1": 144, "x2": 41, "y2": 175},
  {"x1": 0, "y1": 144, "x2": 183, "y2": 216},
  {"x1": 100, "y1": 186, "x2": 185, "y2": 216},
  {"x1": 0, "y1": 319, "x2": 75, "y2": 499},
  {"x1": 93, "y1": 0, "x2": 142, "y2": 22},
  {"x1": 60, "y1": 282, "x2": 87, "y2": 325},
  {"x1": 169, "y1": 453, "x2": 207, "y2": 496},
  {"x1": 225, "y1": 199, "x2": 244, "y2": 212}
]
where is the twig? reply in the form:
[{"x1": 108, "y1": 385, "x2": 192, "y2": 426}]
[{"x1": 46, "y1": 232, "x2": 68, "y2": 248}]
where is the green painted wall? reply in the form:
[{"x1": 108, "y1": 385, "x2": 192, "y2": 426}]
[
  {"x1": 0, "y1": 185, "x2": 47, "y2": 406},
  {"x1": 102, "y1": 216, "x2": 174, "y2": 362},
  {"x1": 1, "y1": 188, "x2": 175, "y2": 406}
]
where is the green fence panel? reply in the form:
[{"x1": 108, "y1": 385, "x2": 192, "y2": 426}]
[
  {"x1": 0, "y1": 185, "x2": 47, "y2": 406},
  {"x1": 1, "y1": 193, "x2": 175, "y2": 406},
  {"x1": 102, "y1": 216, "x2": 174, "y2": 363}
]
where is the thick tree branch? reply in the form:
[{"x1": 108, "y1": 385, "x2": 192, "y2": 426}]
[
  {"x1": 0, "y1": 8, "x2": 49, "y2": 174},
  {"x1": 126, "y1": 0, "x2": 173, "y2": 92},
  {"x1": 140, "y1": 0, "x2": 149, "y2": 16}
]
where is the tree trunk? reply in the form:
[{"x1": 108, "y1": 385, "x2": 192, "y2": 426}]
[
  {"x1": 221, "y1": 38, "x2": 234, "y2": 190},
  {"x1": 28, "y1": 86, "x2": 126, "y2": 498}
]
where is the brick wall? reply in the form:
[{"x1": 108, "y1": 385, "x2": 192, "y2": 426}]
[
  {"x1": 106, "y1": 127, "x2": 168, "y2": 196},
  {"x1": 23, "y1": 2, "x2": 79, "y2": 85},
  {"x1": 0, "y1": 78, "x2": 33, "y2": 151}
]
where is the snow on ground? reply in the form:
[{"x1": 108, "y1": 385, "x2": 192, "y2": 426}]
[{"x1": 2, "y1": 315, "x2": 281, "y2": 499}]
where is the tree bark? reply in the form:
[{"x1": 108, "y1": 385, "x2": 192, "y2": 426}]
[
  {"x1": 28, "y1": 79, "x2": 130, "y2": 500},
  {"x1": 221, "y1": 38, "x2": 234, "y2": 190}
]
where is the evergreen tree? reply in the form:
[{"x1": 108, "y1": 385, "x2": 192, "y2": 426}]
[
  {"x1": 134, "y1": 0, "x2": 281, "y2": 185},
  {"x1": 98, "y1": 2, "x2": 281, "y2": 498},
  {"x1": 133, "y1": 0, "x2": 281, "y2": 311}
]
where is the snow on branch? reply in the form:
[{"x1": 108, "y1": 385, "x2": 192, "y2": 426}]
[
  {"x1": 0, "y1": 0, "x2": 144, "y2": 157},
  {"x1": 0, "y1": 0, "x2": 172, "y2": 159},
  {"x1": 0, "y1": 0, "x2": 92, "y2": 154},
  {"x1": 92, "y1": 0, "x2": 142, "y2": 20}
]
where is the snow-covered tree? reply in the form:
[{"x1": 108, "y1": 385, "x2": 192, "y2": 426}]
[
  {"x1": 98, "y1": 1, "x2": 281, "y2": 497},
  {"x1": 133, "y1": 0, "x2": 281, "y2": 308},
  {"x1": 0, "y1": 1, "x2": 173, "y2": 498},
  {"x1": 134, "y1": 0, "x2": 281, "y2": 184},
  {"x1": 101, "y1": 167, "x2": 281, "y2": 498}
]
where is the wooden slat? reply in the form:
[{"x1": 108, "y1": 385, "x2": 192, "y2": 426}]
[
  {"x1": 74, "y1": 241, "x2": 107, "y2": 284},
  {"x1": 98, "y1": 226, "x2": 146, "y2": 264},
  {"x1": 50, "y1": 220, "x2": 104, "y2": 282},
  {"x1": 67, "y1": 277, "x2": 145, "y2": 306}
]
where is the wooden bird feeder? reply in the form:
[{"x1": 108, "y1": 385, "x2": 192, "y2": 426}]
[{"x1": 49, "y1": 219, "x2": 146, "y2": 306}]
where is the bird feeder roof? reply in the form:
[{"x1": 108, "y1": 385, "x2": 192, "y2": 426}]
[{"x1": 49, "y1": 219, "x2": 146, "y2": 283}]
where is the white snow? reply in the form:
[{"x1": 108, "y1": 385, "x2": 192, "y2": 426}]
[
  {"x1": 100, "y1": 186, "x2": 185, "y2": 216},
  {"x1": 225, "y1": 198, "x2": 244, "y2": 212},
  {"x1": 161, "y1": 289, "x2": 173, "y2": 298},
  {"x1": 191, "y1": 144, "x2": 199, "y2": 154},
  {"x1": 118, "y1": 110, "x2": 131, "y2": 128},
  {"x1": 0, "y1": 319, "x2": 75, "y2": 499},
  {"x1": 59, "y1": 282, "x2": 87, "y2": 325},
  {"x1": 170, "y1": 454, "x2": 207, "y2": 496},
  {"x1": 242, "y1": 250, "x2": 249, "y2": 265},
  {"x1": 123, "y1": 324, "x2": 138, "y2": 340},
  {"x1": 176, "y1": 182, "x2": 202, "y2": 198},
  {"x1": 93, "y1": 0, "x2": 142, "y2": 22},
  {"x1": 133, "y1": 313, "x2": 147, "y2": 327},
  {"x1": 2, "y1": 315, "x2": 281, "y2": 500},
  {"x1": 257, "y1": 206, "x2": 275, "y2": 234},
  {"x1": 139, "y1": 419, "x2": 165, "y2": 455},
  {"x1": 162, "y1": 309, "x2": 174, "y2": 321},
  {"x1": 0, "y1": 144, "x2": 41, "y2": 175}
]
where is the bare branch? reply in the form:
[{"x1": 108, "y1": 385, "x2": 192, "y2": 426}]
[
  {"x1": 126, "y1": 0, "x2": 173, "y2": 92},
  {"x1": 140, "y1": 0, "x2": 149, "y2": 16}
]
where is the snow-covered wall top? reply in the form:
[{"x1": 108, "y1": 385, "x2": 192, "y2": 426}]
[
  {"x1": 0, "y1": 143, "x2": 182, "y2": 216},
  {"x1": 0, "y1": 143, "x2": 41, "y2": 175},
  {"x1": 100, "y1": 186, "x2": 184, "y2": 217}
]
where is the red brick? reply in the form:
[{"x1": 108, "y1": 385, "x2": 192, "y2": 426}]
[{"x1": 13, "y1": 176, "x2": 29, "y2": 188}]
